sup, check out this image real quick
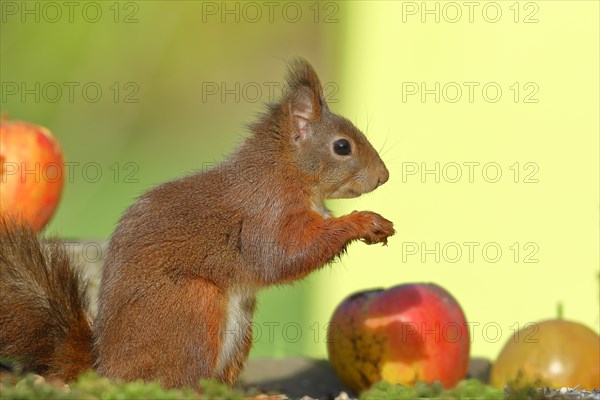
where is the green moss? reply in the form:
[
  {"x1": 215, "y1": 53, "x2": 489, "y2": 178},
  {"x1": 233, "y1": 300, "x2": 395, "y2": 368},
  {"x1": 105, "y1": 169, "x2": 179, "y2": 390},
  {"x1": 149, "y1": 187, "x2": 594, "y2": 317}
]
[
  {"x1": 444, "y1": 380, "x2": 504, "y2": 399},
  {"x1": 361, "y1": 379, "x2": 505, "y2": 400},
  {"x1": 1, "y1": 372, "x2": 547, "y2": 400},
  {"x1": 0, "y1": 371, "x2": 244, "y2": 400}
]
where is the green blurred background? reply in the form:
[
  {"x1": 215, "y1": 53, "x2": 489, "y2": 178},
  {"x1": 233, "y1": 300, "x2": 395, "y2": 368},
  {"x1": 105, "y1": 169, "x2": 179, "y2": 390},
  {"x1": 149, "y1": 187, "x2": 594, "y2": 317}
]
[{"x1": 1, "y1": 1, "x2": 598, "y2": 361}]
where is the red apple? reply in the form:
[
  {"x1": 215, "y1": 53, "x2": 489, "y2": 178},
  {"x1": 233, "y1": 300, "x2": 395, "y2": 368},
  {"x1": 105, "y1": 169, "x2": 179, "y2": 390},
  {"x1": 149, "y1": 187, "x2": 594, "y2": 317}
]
[
  {"x1": 0, "y1": 117, "x2": 65, "y2": 231},
  {"x1": 491, "y1": 319, "x2": 600, "y2": 389},
  {"x1": 327, "y1": 283, "x2": 470, "y2": 393}
]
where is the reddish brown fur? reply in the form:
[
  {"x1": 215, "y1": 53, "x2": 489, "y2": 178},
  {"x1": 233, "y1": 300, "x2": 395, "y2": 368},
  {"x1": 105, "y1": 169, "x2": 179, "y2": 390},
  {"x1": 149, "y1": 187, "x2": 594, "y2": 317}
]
[
  {"x1": 0, "y1": 218, "x2": 93, "y2": 381},
  {"x1": 0, "y1": 58, "x2": 394, "y2": 389}
]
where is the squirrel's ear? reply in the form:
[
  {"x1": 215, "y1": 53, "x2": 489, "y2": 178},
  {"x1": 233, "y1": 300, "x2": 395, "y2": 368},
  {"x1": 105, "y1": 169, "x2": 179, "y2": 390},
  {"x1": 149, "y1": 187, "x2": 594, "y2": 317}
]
[
  {"x1": 288, "y1": 86, "x2": 318, "y2": 136},
  {"x1": 284, "y1": 58, "x2": 326, "y2": 139}
]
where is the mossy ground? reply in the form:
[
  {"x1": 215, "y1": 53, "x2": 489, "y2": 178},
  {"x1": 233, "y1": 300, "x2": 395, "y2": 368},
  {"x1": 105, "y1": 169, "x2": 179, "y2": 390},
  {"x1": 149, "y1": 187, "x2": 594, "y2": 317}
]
[
  {"x1": 0, "y1": 372, "x2": 244, "y2": 400},
  {"x1": 0, "y1": 371, "x2": 553, "y2": 400}
]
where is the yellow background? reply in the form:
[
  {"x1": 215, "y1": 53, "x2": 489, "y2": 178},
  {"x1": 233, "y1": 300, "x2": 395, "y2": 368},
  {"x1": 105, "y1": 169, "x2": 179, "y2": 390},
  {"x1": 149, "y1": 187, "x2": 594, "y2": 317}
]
[{"x1": 309, "y1": 0, "x2": 600, "y2": 360}]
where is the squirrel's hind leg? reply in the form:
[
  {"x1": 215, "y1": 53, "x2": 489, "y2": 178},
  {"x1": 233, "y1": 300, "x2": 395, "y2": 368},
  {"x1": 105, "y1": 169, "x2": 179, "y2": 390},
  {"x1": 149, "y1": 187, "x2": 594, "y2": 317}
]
[{"x1": 95, "y1": 277, "x2": 227, "y2": 389}]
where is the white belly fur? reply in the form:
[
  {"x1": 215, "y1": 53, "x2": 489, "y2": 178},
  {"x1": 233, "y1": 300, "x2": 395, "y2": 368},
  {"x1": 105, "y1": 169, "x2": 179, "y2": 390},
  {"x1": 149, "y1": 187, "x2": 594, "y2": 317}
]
[{"x1": 214, "y1": 287, "x2": 254, "y2": 376}]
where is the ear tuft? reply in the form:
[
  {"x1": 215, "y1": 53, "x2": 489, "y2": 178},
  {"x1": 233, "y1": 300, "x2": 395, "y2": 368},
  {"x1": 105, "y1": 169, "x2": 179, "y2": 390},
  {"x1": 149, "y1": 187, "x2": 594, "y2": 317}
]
[
  {"x1": 285, "y1": 57, "x2": 325, "y2": 103},
  {"x1": 284, "y1": 58, "x2": 326, "y2": 137}
]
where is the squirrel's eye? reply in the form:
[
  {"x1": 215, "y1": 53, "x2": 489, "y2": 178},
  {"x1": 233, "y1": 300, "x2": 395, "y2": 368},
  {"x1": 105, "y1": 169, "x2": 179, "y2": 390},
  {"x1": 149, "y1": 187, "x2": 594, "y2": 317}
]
[{"x1": 333, "y1": 139, "x2": 351, "y2": 156}]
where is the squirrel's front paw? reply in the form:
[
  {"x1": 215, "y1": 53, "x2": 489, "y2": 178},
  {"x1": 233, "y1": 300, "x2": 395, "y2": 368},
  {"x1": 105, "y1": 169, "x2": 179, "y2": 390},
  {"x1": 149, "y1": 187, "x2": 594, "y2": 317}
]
[{"x1": 351, "y1": 211, "x2": 395, "y2": 245}]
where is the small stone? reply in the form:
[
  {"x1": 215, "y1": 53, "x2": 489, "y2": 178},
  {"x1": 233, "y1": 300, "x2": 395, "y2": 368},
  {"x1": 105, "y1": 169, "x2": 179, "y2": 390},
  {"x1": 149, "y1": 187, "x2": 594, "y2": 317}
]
[
  {"x1": 15, "y1": 374, "x2": 45, "y2": 390},
  {"x1": 33, "y1": 375, "x2": 46, "y2": 385},
  {"x1": 335, "y1": 391, "x2": 351, "y2": 400}
]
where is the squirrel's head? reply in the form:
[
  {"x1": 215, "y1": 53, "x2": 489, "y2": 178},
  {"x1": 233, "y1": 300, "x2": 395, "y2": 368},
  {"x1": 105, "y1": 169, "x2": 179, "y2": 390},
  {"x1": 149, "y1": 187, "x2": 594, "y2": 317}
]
[{"x1": 278, "y1": 58, "x2": 389, "y2": 199}]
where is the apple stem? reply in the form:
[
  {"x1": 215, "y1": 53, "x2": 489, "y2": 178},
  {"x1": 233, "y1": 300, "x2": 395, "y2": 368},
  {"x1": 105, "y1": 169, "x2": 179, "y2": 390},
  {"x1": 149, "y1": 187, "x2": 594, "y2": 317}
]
[{"x1": 556, "y1": 302, "x2": 563, "y2": 320}]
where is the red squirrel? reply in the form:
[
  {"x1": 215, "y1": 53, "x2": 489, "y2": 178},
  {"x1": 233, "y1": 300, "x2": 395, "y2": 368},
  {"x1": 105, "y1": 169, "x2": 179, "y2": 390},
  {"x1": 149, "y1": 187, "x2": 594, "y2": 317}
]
[{"x1": 0, "y1": 58, "x2": 394, "y2": 389}]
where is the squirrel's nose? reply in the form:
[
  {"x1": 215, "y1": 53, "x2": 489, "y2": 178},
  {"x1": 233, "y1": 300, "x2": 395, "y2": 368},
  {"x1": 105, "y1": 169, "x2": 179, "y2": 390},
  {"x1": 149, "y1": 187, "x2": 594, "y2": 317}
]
[{"x1": 377, "y1": 165, "x2": 389, "y2": 187}]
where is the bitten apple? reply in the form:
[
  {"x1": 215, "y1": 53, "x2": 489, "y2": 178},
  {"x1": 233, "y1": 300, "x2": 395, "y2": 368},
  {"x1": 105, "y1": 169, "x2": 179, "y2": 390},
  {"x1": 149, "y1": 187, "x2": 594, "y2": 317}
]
[
  {"x1": 491, "y1": 319, "x2": 600, "y2": 389},
  {"x1": 0, "y1": 118, "x2": 64, "y2": 231},
  {"x1": 327, "y1": 283, "x2": 470, "y2": 393}
]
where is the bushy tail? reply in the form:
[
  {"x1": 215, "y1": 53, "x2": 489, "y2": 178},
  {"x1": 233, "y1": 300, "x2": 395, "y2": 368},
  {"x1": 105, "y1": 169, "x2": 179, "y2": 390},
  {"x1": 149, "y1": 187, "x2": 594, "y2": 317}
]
[{"x1": 0, "y1": 217, "x2": 93, "y2": 381}]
